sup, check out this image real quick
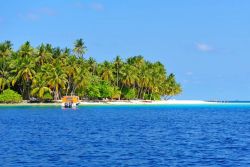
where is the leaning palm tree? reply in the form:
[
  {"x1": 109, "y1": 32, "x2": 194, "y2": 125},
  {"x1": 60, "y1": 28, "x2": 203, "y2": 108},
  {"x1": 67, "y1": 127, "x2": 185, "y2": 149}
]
[
  {"x1": 31, "y1": 74, "x2": 51, "y2": 100},
  {"x1": 73, "y1": 38, "x2": 87, "y2": 59},
  {"x1": 163, "y1": 73, "x2": 182, "y2": 99}
]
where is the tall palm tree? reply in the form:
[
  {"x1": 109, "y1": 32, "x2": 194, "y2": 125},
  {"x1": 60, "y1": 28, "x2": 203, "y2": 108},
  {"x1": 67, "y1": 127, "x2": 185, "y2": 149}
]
[
  {"x1": 114, "y1": 55, "x2": 123, "y2": 87},
  {"x1": 73, "y1": 66, "x2": 91, "y2": 96},
  {"x1": 10, "y1": 56, "x2": 36, "y2": 99},
  {"x1": 18, "y1": 41, "x2": 34, "y2": 58},
  {"x1": 99, "y1": 61, "x2": 114, "y2": 82},
  {"x1": 65, "y1": 56, "x2": 79, "y2": 95},
  {"x1": 36, "y1": 43, "x2": 53, "y2": 65},
  {"x1": 73, "y1": 38, "x2": 86, "y2": 59},
  {"x1": 46, "y1": 64, "x2": 68, "y2": 100},
  {"x1": 121, "y1": 64, "x2": 138, "y2": 88},
  {"x1": 87, "y1": 57, "x2": 97, "y2": 75}
]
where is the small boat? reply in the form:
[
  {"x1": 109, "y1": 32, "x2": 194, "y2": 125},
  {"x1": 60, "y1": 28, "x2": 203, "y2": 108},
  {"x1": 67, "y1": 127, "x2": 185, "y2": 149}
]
[{"x1": 61, "y1": 96, "x2": 80, "y2": 109}]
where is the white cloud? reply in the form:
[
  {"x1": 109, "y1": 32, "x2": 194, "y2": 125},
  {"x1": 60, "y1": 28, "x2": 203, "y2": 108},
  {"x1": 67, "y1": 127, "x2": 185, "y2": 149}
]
[
  {"x1": 19, "y1": 7, "x2": 56, "y2": 21},
  {"x1": 196, "y1": 43, "x2": 214, "y2": 52}
]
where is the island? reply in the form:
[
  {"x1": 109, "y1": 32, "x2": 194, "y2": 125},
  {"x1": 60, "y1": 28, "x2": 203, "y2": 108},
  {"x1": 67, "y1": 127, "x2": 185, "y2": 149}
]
[{"x1": 0, "y1": 39, "x2": 182, "y2": 104}]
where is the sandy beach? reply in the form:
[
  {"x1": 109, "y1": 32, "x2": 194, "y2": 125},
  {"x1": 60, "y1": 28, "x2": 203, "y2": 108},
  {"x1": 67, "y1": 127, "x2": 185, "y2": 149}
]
[{"x1": 0, "y1": 100, "x2": 218, "y2": 106}]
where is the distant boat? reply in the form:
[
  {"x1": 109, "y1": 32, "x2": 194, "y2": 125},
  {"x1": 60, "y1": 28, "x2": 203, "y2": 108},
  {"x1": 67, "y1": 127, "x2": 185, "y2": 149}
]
[{"x1": 61, "y1": 96, "x2": 80, "y2": 109}]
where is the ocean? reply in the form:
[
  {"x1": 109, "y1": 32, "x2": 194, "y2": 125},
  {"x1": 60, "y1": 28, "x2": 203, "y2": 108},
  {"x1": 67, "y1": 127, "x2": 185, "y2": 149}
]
[{"x1": 0, "y1": 104, "x2": 250, "y2": 166}]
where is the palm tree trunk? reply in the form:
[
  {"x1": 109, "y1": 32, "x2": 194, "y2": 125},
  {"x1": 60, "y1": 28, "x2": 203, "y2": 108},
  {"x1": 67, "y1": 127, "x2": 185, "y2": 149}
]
[{"x1": 116, "y1": 68, "x2": 119, "y2": 87}]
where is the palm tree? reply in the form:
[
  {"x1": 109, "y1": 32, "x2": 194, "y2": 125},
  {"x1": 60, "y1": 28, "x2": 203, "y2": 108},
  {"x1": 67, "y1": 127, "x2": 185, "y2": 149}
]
[
  {"x1": 52, "y1": 47, "x2": 61, "y2": 59},
  {"x1": 45, "y1": 64, "x2": 68, "y2": 100},
  {"x1": 64, "y1": 56, "x2": 79, "y2": 95},
  {"x1": 0, "y1": 39, "x2": 182, "y2": 101},
  {"x1": 73, "y1": 66, "x2": 91, "y2": 96},
  {"x1": 18, "y1": 41, "x2": 34, "y2": 57},
  {"x1": 36, "y1": 43, "x2": 53, "y2": 65},
  {"x1": 0, "y1": 41, "x2": 12, "y2": 58},
  {"x1": 114, "y1": 55, "x2": 123, "y2": 87},
  {"x1": 121, "y1": 64, "x2": 138, "y2": 89},
  {"x1": 87, "y1": 57, "x2": 97, "y2": 75},
  {"x1": 10, "y1": 56, "x2": 36, "y2": 99},
  {"x1": 137, "y1": 64, "x2": 150, "y2": 99},
  {"x1": 73, "y1": 38, "x2": 86, "y2": 59},
  {"x1": 0, "y1": 57, "x2": 11, "y2": 92},
  {"x1": 164, "y1": 73, "x2": 182, "y2": 99},
  {"x1": 99, "y1": 61, "x2": 114, "y2": 82},
  {"x1": 31, "y1": 74, "x2": 51, "y2": 100}
]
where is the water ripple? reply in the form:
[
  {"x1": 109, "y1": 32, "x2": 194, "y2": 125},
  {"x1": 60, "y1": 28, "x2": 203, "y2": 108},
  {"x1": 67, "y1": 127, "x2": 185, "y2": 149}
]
[{"x1": 0, "y1": 106, "x2": 250, "y2": 166}]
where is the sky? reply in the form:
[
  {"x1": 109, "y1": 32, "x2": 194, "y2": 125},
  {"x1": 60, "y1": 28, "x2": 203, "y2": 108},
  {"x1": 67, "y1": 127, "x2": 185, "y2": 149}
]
[{"x1": 0, "y1": 0, "x2": 250, "y2": 100}]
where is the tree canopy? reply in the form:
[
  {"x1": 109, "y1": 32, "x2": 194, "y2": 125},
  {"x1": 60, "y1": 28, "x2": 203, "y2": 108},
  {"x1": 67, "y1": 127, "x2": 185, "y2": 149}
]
[{"x1": 0, "y1": 39, "x2": 182, "y2": 101}]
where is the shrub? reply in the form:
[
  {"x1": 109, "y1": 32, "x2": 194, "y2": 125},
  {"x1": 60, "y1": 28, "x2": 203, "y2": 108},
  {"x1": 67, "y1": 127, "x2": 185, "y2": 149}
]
[
  {"x1": 111, "y1": 87, "x2": 121, "y2": 99},
  {"x1": 143, "y1": 93, "x2": 161, "y2": 100},
  {"x1": 99, "y1": 82, "x2": 113, "y2": 99},
  {"x1": 151, "y1": 93, "x2": 161, "y2": 100},
  {"x1": 42, "y1": 92, "x2": 53, "y2": 102},
  {"x1": 0, "y1": 89, "x2": 23, "y2": 103},
  {"x1": 87, "y1": 85, "x2": 100, "y2": 100},
  {"x1": 143, "y1": 93, "x2": 151, "y2": 100},
  {"x1": 124, "y1": 89, "x2": 136, "y2": 100}
]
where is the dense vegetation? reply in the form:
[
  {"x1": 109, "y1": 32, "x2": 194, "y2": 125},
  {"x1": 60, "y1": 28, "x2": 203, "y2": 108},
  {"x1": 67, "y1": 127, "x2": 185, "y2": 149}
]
[
  {"x1": 0, "y1": 39, "x2": 182, "y2": 102},
  {"x1": 0, "y1": 89, "x2": 22, "y2": 103}
]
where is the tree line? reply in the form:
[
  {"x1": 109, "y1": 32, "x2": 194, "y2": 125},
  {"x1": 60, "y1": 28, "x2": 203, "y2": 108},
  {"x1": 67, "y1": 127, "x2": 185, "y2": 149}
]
[{"x1": 0, "y1": 39, "x2": 182, "y2": 101}]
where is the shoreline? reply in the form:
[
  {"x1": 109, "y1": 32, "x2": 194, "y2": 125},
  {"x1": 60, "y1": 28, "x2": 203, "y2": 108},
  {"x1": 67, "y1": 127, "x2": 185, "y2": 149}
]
[{"x1": 0, "y1": 100, "x2": 219, "y2": 106}]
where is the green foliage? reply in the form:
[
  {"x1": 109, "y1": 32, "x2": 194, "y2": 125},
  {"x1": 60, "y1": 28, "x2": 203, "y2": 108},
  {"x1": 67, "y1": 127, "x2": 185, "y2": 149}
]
[
  {"x1": 99, "y1": 82, "x2": 113, "y2": 99},
  {"x1": 0, "y1": 89, "x2": 22, "y2": 103},
  {"x1": 124, "y1": 88, "x2": 136, "y2": 100},
  {"x1": 111, "y1": 87, "x2": 121, "y2": 99},
  {"x1": 42, "y1": 92, "x2": 53, "y2": 101},
  {"x1": 143, "y1": 94, "x2": 151, "y2": 100},
  {"x1": 151, "y1": 93, "x2": 161, "y2": 100},
  {"x1": 0, "y1": 40, "x2": 182, "y2": 101},
  {"x1": 87, "y1": 85, "x2": 100, "y2": 100}
]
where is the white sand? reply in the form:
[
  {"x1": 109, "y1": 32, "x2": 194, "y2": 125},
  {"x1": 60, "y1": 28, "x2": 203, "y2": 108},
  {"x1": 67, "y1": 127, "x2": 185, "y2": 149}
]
[
  {"x1": 80, "y1": 100, "x2": 217, "y2": 105},
  {"x1": 0, "y1": 100, "x2": 218, "y2": 106}
]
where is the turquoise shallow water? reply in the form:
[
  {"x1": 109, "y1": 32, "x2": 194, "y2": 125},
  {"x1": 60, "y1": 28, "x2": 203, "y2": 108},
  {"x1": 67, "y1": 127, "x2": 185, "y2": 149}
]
[{"x1": 0, "y1": 104, "x2": 250, "y2": 166}]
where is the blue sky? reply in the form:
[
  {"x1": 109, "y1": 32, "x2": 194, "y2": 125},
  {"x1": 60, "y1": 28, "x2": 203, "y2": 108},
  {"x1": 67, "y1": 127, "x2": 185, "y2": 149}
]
[{"x1": 1, "y1": 0, "x2": 250, "y2": 100}]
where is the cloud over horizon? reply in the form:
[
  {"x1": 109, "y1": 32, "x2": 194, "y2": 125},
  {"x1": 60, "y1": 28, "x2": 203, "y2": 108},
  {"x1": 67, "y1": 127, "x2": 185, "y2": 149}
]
[{"x1": 196, "y1": 43, "x2": 214, "y2": 52}]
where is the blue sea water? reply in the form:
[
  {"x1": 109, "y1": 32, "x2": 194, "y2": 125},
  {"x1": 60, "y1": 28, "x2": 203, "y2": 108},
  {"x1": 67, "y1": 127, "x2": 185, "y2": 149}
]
[{"x1": 0, "y1": 104, "x2": 250, "y2": 166}]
